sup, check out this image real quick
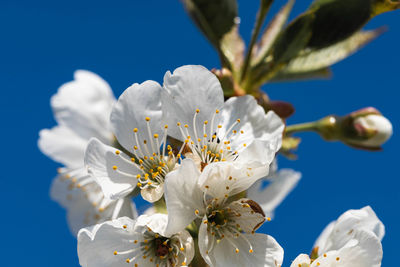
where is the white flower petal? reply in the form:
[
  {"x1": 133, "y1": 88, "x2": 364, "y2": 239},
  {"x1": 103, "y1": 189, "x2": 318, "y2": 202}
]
[
  {"x1": 248, "y1": 169, "x2": 301, "y2": 218},
  {"x1": 140, "y1": 183, "x2": 164, "y2": 203},
  {"x1": 84, "y1": 138, "x2": 138, "y2": 199},
  {"x1": 50, "y1": 169, "x2": 137, "y2": 235},
  {"x1": 198, "y1": 217, "x2": 217, "y2": 267},
  {"x1": 314, "y1": 206, "x2": 384, "y2": 254},
  {"x1": 161, "y1": 65, "x2": 224, "y2": 140},
  {"x1": 290, "y1": 254, "x2": 311, "y2": 267},
  {"x1": 78, "y1": 215, "x2": 194, "y2": 267},
  {"x1": 220, "y1": 96, "x2": 284, "y2": 152},
  {"x1": 228, "y1": 199, "x2": 266, "y2": 234},
  {"x1": 311, "y1": 230, "x2": 382, "y2": 267},
  {"x1": 110, "y1": 81, "x2": 163, "y2": 153},
  {"x1": 237, "y1": 138, "x2": 281, "y2": 167},
  {"x1": 38, "y1": 126, "x2": 87, "y2": 168},
  {"x1": 206, "y1": 233, "x2": 284, "y2": 267},
  {"x1": 78, "y1": 217, "x2": 140, "y2": 267},
  {"x1": 164, "y1": 159, "x2": 204, "y2": 236},
  {"x1": 199, "y1": 161, "x2": 269, "y2": 198},
  {"x1": 51, "y1": 70, "x2": 115, "y2": 143}
]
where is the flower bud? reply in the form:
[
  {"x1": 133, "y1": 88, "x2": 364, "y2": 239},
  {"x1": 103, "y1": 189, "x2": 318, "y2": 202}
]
[
  {"x1": 349, "y1": 109, "x2": 393, "y2": 149},
  {"x1": 317, "y1": 107, "x2": 393, "y2": 150}
]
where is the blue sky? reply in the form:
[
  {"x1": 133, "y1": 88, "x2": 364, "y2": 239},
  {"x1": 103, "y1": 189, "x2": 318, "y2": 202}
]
[{"x1": 0, "y1": 0, "x2": 398, "y2": 266}]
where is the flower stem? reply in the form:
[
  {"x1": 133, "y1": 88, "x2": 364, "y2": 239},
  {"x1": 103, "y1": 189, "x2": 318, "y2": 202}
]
[
  {"x1": 240, "y1": 0, "x2": 274, "y2": 83},
  {"x1": 285, "y1": 121, "x2": 319, "y2": 135}
]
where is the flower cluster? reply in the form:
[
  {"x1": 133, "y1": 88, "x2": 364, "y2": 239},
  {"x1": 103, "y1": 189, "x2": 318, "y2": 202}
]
[{"x1": 39, "y1": 66, "x2": 386, "y2": 267}]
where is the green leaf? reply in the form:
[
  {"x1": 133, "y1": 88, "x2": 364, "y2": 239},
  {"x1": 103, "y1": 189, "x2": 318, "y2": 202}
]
[
  {"x1": 282, "y1": 28, "x2": 383, "y2": 73},
  {"x1": 272, "y1": 11, "x2": 315, "y2": 64},
  {"x1": 182, "y1": 0, "x2": 242, "y2": 68},
  {"x1": 220, "y1": 25, "x2": 245, "y2": 74},
  {"x1": 307, "y1": 0, "x2": 373, "y2": 49},
  {"x1": 270, "y1": 67, "x2": 332, "y2": 82},
  {"x1": 252, "y1": 0, "x2": 295, "y2": 65},
  {"x1": 372, "y1": 0, "x2": 400, "y2": 16}
]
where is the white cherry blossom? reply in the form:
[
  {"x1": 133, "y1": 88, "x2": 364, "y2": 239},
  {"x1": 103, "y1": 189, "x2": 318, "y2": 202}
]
[
  {"x1": 78, "y1": 214, "x2": 195, "y2": 267},
  {"x1": 290, "y1": 230, "x2": 382, "y2": 267},
  {"x1": 161, "y1": 65, "x2": 284, "y2": 181},
  {"x1": 52, "y1": 167, "x2": 137, "y2": 235},
  {"x1": 84, "y1": 80, "x2": 183, "y2": 202},
  {"x1": 290, "y1": 206, "x2": 384, "y2": 267},
  {"x1": 38, "y1": 70, "x2": 136, "y2": 234},
  {"x1": 164, "y1": 159, "x2": 284, "y2": 267},
  {"x1": 248, "y1": 161, "x2": 301, "y2": 218},
  {"x1": 313, "y1": 206, "x2": 384, "y2": 255}
]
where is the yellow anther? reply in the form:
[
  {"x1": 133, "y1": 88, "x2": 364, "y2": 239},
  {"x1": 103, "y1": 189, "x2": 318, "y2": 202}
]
[
  {"x1": 243, "y1": 143, "x2": 247, "y2": 147},
  {"x1": 134, "y1": 240, "x2": 138, "y2": 244},
  {"x1": 267, "y1": 217, "x2": 272, "y2": 221},
  {"x1": 195, "y1": 210, "x2": 199, "y2": 215},
  {"x1": 164, "y1": 125, "x2": 168, "y2": 129},
  {"x1": 323, "y1": 254, "x2": 327, "y2": 257},
  {"x1": 205, "y1": 185, "x2": 209, "y2": 189},
  {"x1": 203, "y1": 134, "x2": 207, "y2": 138},
  {"x1": 113, "y1": 251, "x2": 118, "y2": 255},
  {"x1": 196, "y1": 109, "x2": 200, "y2": 113},
  {"x1": 203, "y1": 220, "x2": 208, "y2": 224},
  {"x1": 197, "y1": 138, "x2": 201, "y2": 142},
  {"x1": 134, "y1": 145, "x2": 138, "y2": 150},
  {"x1": 99, "y1": 207, "x2": 104, "y2": 212},
  {"x1": 136, "y1": 174, "x2": 141, "y2": 179},
  {"x1": 218, "y1": 125, "x2": 222, "y2": 128},
  {"x1": 228, "y1": 176, "x2": 233, "y2": 180},
  {"x1": 154, "y1": 134, "x2": 159, "y2": 138},
  {"x1": 180, "y1": 247, "x2": 185, "y2": 251},
  {"x1": 226, "y1": 186, "x2": 230, "y2": 190},
  {"x1": 215, "y1": 109, "x2": 220, "y2": 113},
  {"x1": 227, "y1": 146, "x2": 231, "y2": 150},
  {"x1": 154, "y1": 233, "x2": 159, "y2": 238},
  {"x1": 126, "y1": 258, "x2": 130, "y2": 263},
  {"x1": 145, "y1": 117, "x2": 150, "y2": 121},
  {"x1": 148, "y1": 181, "x2": 153, "y2": 185},
  {"x1": 182, "y1": 262, "x2": 187, "y2": 266},
  {"x1": 184, "y1": 124, "x2": 188, "y2": 128},
  {"x1": 233, "y1": 130, "x2": 237, "y2": 134},
  {"x1": 144, "y1": 156, "x2": 148, "y2": 160},
  {"x1": 137, "y1": 182, "x2": 142, "y2": 187},
  {"x1": 131, "y1": 157, "x2": 135, "y2": 162},
  {"x1": 336, "y1": 257, "x2": 340, "y2": 261},
  {"x1": 237, "y1": 119, "x2": 241, "y2": 123},
  {"x1": 144, "y1": 239, "x2": 148, "y2": 243},
  {"x1": 115, "y1": 150, "x2": 120, "y2": 155},
  {"x1": 212, "y1": 135, "x2": 217, "y2": 139},
  {"x1": 249, "y1": 249, "x2": 254, "y2": 253},
  {"x1": 235, "y1": 248, "x2": 239, "y2": 253},
  {"x1": 240, "y1": 130, "x2": 244, "y2": 134},
  {"x1": 177, "y1": 122, "x2": 181, "y2": 126},
  {"x1": 133, "y1": 128, "x2": 138, "y2": 133},
  {"x1": 112, "y1": 166, "x2": 118, "y2": 170},
  {"x1": 177, "y1": 154, "x2": 181, "y2": 158},
  {"x1": 204, "y1": 120, "x2": 208, "y2": 125},
  {"x1": 139, "y1": 159, "x2": 143, "y2": 164},
  {"x1": 163, "y1": 241, "x2": 168, "y2": 246},
  {"x1": 123, "y1": 225, "x2": 127, "y2": 229},
  {"x1": 317, "y1": 263, "x2": 320, "y2": 266},
  {"x1": 143, "y1": 255, "x2": 147, "y2": 259}
]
